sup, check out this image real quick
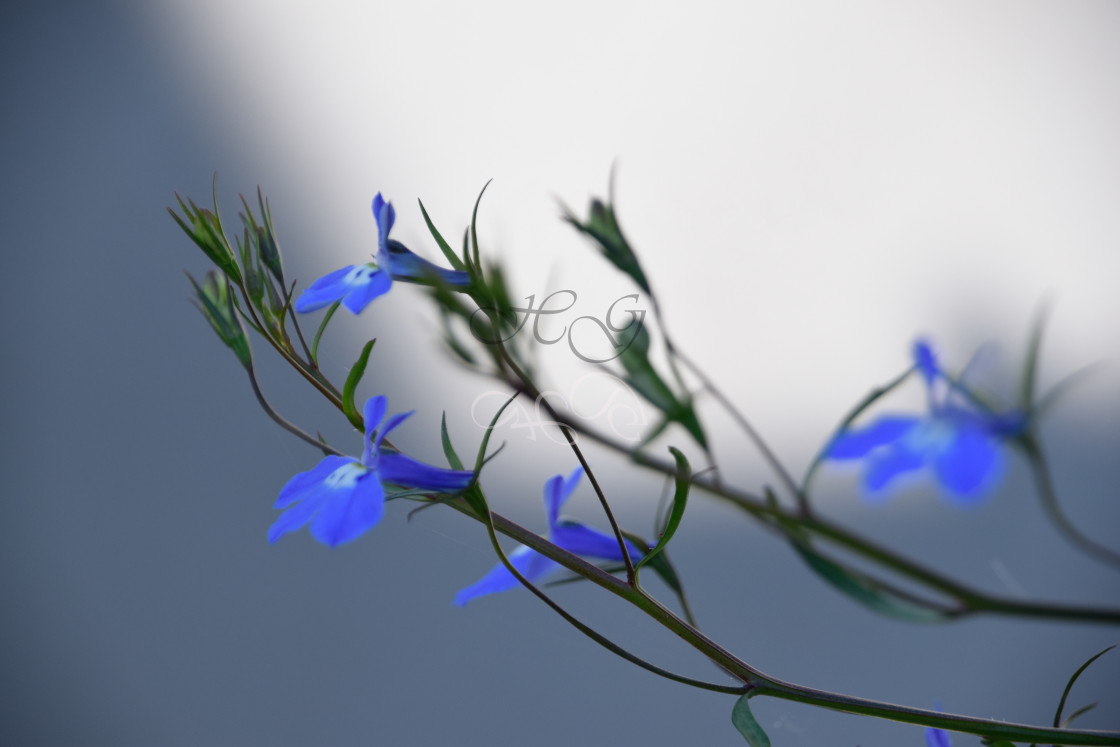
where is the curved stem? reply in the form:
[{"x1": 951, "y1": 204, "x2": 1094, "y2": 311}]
[
  {"x1": 1021, "y1": 434, "x2": 1120, "y2": 570},
  {"x1": 448, "y1": 498, "x2": 1120, "y2": 745},
  {"x1": 234, "y1": 282, "x2": 344, "y2": 408},
  {"x1": 473, "y1": 502, "x2": 744, "y2": 695},
  {"x1": 518, "y1": 384, "x2": 1120, "y2": 624},
  {"x1": 245, "y1": 365, "x2": 344, "y2": 456},
  {"x1": 492, "y1": 340, "x2": 636, "y2": 582}
]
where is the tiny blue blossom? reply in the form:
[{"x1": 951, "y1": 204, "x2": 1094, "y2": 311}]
[
  {"x1": 454, "y1": 467, "x2": 643, "y2": 606},
  {"x1": 294, "y1": 193, "x2": 470, "y2": 314},
  {"x1": 828, "y1": 340, "x2": 1024, "y2": 504},
  {"x1": 269, "y1": 395, "x2": 474, "y2": 547}
]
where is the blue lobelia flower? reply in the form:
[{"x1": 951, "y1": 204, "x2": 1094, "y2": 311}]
[
  {"x1": 454, "y1": 466, "x2": 644, "y2": 606},
  {"x1": 827, "y1": 340, "x2": 1025, "y2": 504},
  {"x1": 269, "y1": 395, "x2": 475, "y2": 547},
  {"x1": 294, "y1": 192, "x2": 470, "y2": 314}
]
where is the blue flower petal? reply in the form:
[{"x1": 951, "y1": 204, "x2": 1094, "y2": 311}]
[
  {"x1": 864, "y1": 442, "x2": 925, "y2": 495},
  {"x1": 453, "y1": 545, "x2": 559, "y2": 607},
  {"x1": 925, "y1": 726, "x2": 951, "y2": 747},
  {"x1": 829, "y1": 416, "x2": 920, "y2": 459},
  {"x1": 933, "y1": 425, "x2": 1000, "y2": 502},
  {"x1": 275, "y1": 455, "x2": 359, "y2": 509},
  {"x1": 382, "y1": 239, "x2": 471, "y2": 286},
  {"x1": 308, "y1": 469, "x2": 386, "y2": 547},
  {"x1": 373, "y1": 193, "x2": 395, "y2": 242},
  {"x1": 551, "y1": 521, "x2": 642, "y2": 562},
  {"x1": 913, "y1": 339, "x2": 938, "y2": 384},
  {"x1": 268, "y1": 482, "x2": 335, "y2": 543},
  {"x1": 545, "y1": 466, "x2": 584, "y2": 529},
  {"x1": 294, "y1": 265, "x2": 359, "y2": 312},
  {"x1": 375, "y1": 410, "x2": 414, "y2": 455},
  {"x1": 378, "y1": 452, "x2": 474, "y2": 492},
  {"x1": 339, "y1": 266, "x2": 391, "y2": 314}
]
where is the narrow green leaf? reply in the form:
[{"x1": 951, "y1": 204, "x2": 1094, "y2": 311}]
[
  {"x1": 791, "y1": 539, "x2": 949, "y2": 622},
  {"x1": 342, "y1": 339, "x2": 377, "y2": 430},
  {"x1": 310, "y1": 301, "x2": 341, "y2": 364},
  {"x1": 418, "y1": 198, "x2": 466, "y2": 271},
  {"x1": 1053, "y1": 644, "x2": 1115, "y2": 728},
  {"x1": 562, "y1": 190, "x2": 652, "y2": 296},
  {"x1": 1062, "y1": 702, "x2": 1099, "y2": 729},
  {"x1": 731, "y1": 694, "x2": 771, "y2": 747},
  {"x1": 441, "y1": 412, "x2": 465, "y2": 470},
  {"x1": 469, "y1": 180, "x2": 492, "y2": 275},
  {"x1": 635, "y1": 447, "x2": 691, "y2": 574}
]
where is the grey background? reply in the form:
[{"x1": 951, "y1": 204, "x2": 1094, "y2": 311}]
[{"x1": 2, "y1": 3, "x2": 1118, "y2": 746}]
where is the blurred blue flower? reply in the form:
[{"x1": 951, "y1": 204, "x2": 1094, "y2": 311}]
[
  {"x1": 269, "y1": 395, "x2": 474, "y2": 547},
  {"x1": 828, "y1": 340, "x2": 1024, "y2": 504},
  {"x1": 925, "y1": 724, "x2": 952, "y2": 747},
  {"x1": 925, "y1": 703, "x2": 952, "y2": 747},
  {"x1": 294, "y1": 193, "x2": 470, "y2": 314},
  {"x1": 454, "y1": 467, "x2": 643, "y2": 606}
]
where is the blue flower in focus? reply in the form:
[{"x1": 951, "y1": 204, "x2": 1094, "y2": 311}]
[
  {"x1": 294, "y1": 193, "x2": 471, "y2": 314},
  {"x1": 828, "y1": 340, "x2": 1024, "y2": 504},
  {"x1": 269, "y1": 395, "x2": 475, "y2": 547},
  {"x1": 454, "y1": 467, "x2": 644, "y2": 606}
]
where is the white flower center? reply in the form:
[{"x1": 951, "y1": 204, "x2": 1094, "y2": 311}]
[{"x1": 324, "y1": 462, "x2": 367, "y2": 489}]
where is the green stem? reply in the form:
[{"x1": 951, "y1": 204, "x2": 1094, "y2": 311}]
[
  {"x1": 448, "y1": 497, "x2": 1120, "y2": 744},
  {"x1": 523, "y1": 389, "x2": 1120, "y2": 625},
  {"x1": 1020, "y1": 434, "x2": 1120, "y2": 569}
]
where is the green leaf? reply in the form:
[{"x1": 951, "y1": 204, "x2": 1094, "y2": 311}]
[
  {"x1": 1062, "y1": 702, "x2": 1099, "y2": 729},
  {"x1": 310, "y1": 301, "x2": 341, "y2": 365},
  {"x1": 469, "y1": 180, "x2": 492, "y2": 275},
  {"x1": 254, "y1": 188, "x2": 285, "y2": 284},
  {"x1": 790, "y1": 538, "x2": 949, "y2": 622},
  {"x1": 441, "y1": 412, "x2": 465, "y2": 470},
  {"x1": 418, "y1": 198, "x2": 467, "y2": 272},
  {"x1": 731, "y1": 694, "x2": 771, "y2": 747},
  {"x1": 342, "y1": 339, "x2": 377, "y2": 430},
  {"x1": 618, "y1": 326, "x2": 707, "y2": 448},
  {"x1": 169, "y1": 195, "x2": 243, "y2": 284},
  {"x1": 1053, "y1": 644, "x2": 1115, "y2": 728},
  {"x1": 635, "y1": 447, "x2": 690, "y2": 575},
  {"x1": 187, "y1": 270, "x2": 252, "y2": 369},
  {"x1": 562, "y1": 189, "x2": 652, "y2": 297}
]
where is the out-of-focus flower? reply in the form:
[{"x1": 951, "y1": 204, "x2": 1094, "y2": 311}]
[
  {"x1": 925, "y1": 703, "x2": 952, "y2": 747},
  {"x1": 294, "y1": 193, "x2": 470, "y2": 314},
  {"x1": 925, "y1": 724, "x2": 952, "y2": 747},
  {"x1": 827, "y1": 340, "x2": 1024, "y2": 504},
  {"x1": 454, "y1": 467, "x2": 643, "y2": 605},
  {"x1": 269, "y1": 395, "x2": 474, "y2": 547}
]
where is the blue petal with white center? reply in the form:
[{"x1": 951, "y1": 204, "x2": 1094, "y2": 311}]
[
  {"x1": 294, "y1": 192, "x2": 469, "y2": 315},
  {"x1": 454, "y1": 467, "x2": 643, "y2": 606},
  {"x1": 827, "y1": 341, "x2": 1024, "y2": 503},
  {"x1": 269, "y1": 395, "x2": 475, "y2": 547}
]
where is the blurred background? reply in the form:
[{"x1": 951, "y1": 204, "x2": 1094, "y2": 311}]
[{"x1": 2, "y1": 1, "x2": 1118, "y2": 744}]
